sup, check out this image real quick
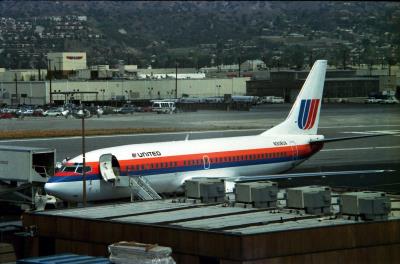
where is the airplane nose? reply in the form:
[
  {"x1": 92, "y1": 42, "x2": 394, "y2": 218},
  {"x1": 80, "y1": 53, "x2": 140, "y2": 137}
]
[
  {"x1": 45, "y1": 177, "x2": 88, "y2": 202},
  {"x1": 45, "y1": 182, "x2": 78, "y2": 201},
  {"x1": 44, "y1": 182, "x2": 60, "y2": 196}
]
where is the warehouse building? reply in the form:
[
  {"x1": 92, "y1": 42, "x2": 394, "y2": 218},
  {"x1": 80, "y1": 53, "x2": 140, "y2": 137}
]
[
  {"x1": 0, "y1": 77, "x2": 249, "y2": 106},
  {"x1": 246, "y1": 69, "x2": 393, "y2": 102}
]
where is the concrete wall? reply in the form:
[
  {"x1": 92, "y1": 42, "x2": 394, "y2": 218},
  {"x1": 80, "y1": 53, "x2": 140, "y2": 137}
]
[
  {"x1": 0, "y1": 70, "x2": 47, "y2": 82},
  {"x1": 51, "y1": 78, "x2": 248, "y2": 102},
  {"x1": 0, "y1": 81, "x2": 47, "y2": 105}
]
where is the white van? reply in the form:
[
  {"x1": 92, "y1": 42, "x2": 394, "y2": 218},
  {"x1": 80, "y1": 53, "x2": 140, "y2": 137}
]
[
  {"x1": 151, "y1": 101, "x2": 176, "y2": 114},
  {"x1": 262, "y1": 96, "x2": 284, "y2": 104}
]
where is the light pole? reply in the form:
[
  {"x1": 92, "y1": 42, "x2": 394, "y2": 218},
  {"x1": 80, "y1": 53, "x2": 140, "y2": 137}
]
[
  {"x1": 216, "y1": 84, "x2": 221, "y2": 97},
  {"x1": 175, "y1": 61, "x2": 178, "y2": 98},
  {"x1": 77, "y1": 106, "x2": 87, "y2": 207},
  {"x1": 147, "y1": 87, "x2": 153, "y2": 99},
  {"x1": 14, "y1": 73, "x2": 19, "y2": 106},
  {"x1": 100, "y1": 89, "x2": 105, "y2": 101},
  {"x1": 47, "y1": 59, "x2": 53, "y2": 105}
]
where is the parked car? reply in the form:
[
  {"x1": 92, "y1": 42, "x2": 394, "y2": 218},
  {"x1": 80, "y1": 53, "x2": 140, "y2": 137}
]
[
  {"x1": 4, "y1": 107, "x2": 19, "y2": 114},
  {"x1": 141, "y1": 106, "x2": 153, "y2": 112},
  {"x1": 364, "y1": 97, "x2": 382, "y2": 104},
  {"x1": 380, "y1": 97, "x2": 399, "y2": 104},
  {"x1": 114, "y1": 104, "x2": 139, "y2": 114},
  {"x1": 33, "y1": 108, "x2": 44, "y2": 116},
  {"x1": 101, "y1": 106, "x2": 116, "y2": 115},
  {"x1": 43, "y1": 108, "x2": 64, "y2": 117},
  {"x1": 0, "y1": 112, "x2": 15, "y2": 119},
  {"x1": 16, "y1": 108, "x2": 34, "y2": 116}
]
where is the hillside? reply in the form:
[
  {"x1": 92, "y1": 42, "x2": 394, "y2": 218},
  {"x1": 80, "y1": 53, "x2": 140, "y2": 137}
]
[{"x1": 0, "y1": 1, "x2": 399, "y2": 69}]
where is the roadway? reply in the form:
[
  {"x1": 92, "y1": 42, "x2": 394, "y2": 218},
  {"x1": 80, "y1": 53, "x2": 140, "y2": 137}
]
[{"x1": 1, "y1": 103, "x2": 399, "y2": 192}]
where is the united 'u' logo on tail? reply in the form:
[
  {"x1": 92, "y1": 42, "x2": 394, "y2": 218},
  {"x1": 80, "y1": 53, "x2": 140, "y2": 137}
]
[{"x1": 298, "y1": 99, "x2": 320, "y2": 130}]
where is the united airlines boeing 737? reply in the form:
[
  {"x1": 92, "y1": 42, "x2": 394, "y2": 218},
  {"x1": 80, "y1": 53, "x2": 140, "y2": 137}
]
[{"x1": 44, "y1": 60, "x2": 391, "y2": 202}]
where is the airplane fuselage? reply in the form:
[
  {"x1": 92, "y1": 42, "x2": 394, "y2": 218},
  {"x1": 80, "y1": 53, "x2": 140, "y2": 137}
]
[{"x1": 45, "y1": 134, "x2": 324, "y2": 201}]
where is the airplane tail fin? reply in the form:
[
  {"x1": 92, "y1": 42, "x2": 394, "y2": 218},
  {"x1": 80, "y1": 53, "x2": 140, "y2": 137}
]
[{"x1": 261, "y1": 60, "x2": 327, "y2": 136}]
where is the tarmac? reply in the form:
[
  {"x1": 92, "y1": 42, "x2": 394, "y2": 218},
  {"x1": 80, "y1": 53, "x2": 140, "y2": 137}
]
[{"x1": 0, "y1": 103, "x2": 399, "y2": 192}]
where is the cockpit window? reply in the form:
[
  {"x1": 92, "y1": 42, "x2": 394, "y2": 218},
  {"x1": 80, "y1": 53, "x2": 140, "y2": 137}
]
[
  {"x1": 61, "y1": 164, "x2": 91, "y2": 173},
  {"x1": 76, "y1": 166, "x2": 92, "y2": 173},
  {"x1": 62, "y1": 166, "x2": 77, "y2": 172}
]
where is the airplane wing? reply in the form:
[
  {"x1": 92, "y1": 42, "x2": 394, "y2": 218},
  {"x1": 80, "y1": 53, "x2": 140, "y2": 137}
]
[
  {"x1": 220, "y1": 169, "x2": 394, "y2": 183},
  {"x1": 310, "y1": 132, "x2": 398, "y2": 143}
]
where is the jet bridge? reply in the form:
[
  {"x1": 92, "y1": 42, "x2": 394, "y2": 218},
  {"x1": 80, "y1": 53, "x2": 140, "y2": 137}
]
[{"x1": 0, "y1": 145, "x2": 56, "y2": 210}]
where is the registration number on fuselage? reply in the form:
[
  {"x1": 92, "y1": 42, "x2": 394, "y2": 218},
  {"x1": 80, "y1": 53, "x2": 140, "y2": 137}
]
[{"x1": 273, "y1": 141, "x2": 288, "y2": 146}]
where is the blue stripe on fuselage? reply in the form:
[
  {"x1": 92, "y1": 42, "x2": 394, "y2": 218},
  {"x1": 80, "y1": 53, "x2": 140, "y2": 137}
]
[
  {"x1": 302, "y1": 99, "x2": 311, "y2": 128},
  {"x1": 298, "y1": 100, "x2": 306, "y2": 128}
]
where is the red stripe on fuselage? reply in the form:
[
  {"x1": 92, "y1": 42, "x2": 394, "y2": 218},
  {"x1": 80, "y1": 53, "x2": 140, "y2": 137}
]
[
  {"x1": 304, "y1": 99, "x2": 316, "y2": 129},
  {"x1": 307, "y1": 99, "x2": 320, "y2": 129}
]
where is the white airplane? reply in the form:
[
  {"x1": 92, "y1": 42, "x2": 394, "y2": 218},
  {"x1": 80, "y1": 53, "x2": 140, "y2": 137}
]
[{"x1": 44, "y1": 60, "x2": 392, "y2": 202}]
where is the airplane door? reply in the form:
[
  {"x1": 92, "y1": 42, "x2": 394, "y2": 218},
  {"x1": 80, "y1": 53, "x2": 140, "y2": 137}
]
[
  {"x1": 289, "y1": 141, "x2": 298, "y2": 161},
  {"x1": 99, "y1": 153, "x2": 118, "y2": 181},
  {"x1": 203, "y1": 155, "x2": 210, "y2": 170}
]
